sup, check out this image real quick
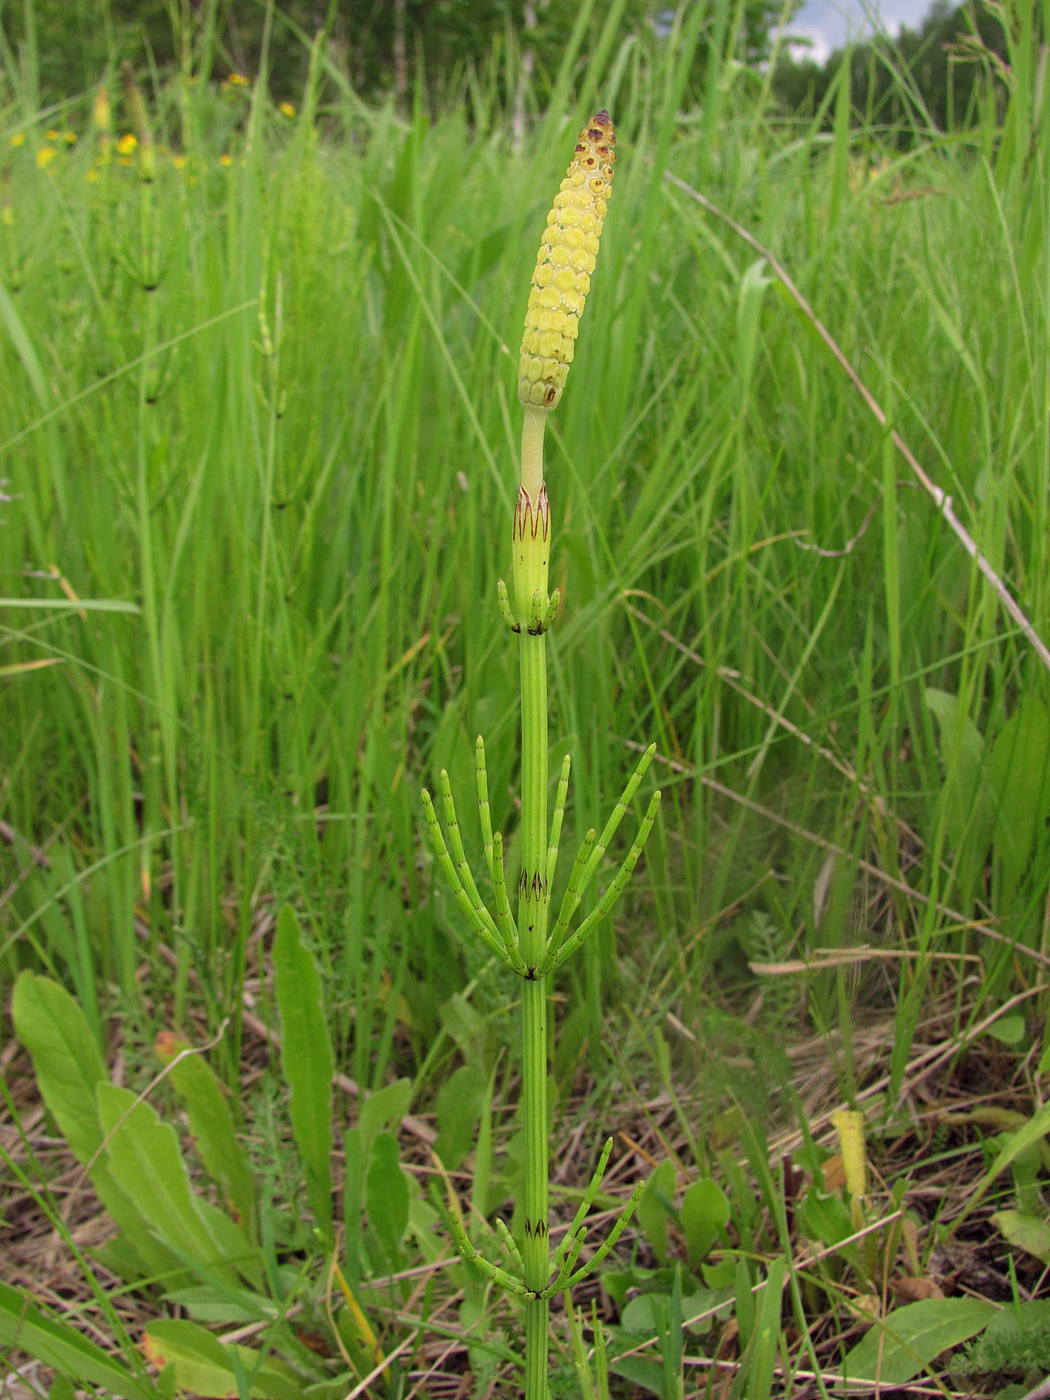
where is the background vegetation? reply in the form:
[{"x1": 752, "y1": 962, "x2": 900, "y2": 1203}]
[{"x1": 1, "y1": 0, "x2": 1048, "y2": 1396}]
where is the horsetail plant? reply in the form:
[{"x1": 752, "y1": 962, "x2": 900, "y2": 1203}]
[{"x1": 423, "y1": 110, "x2": 661, "y2": 1398}]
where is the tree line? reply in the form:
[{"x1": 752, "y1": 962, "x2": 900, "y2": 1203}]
[
  {"x1": 770, "y1": 0, "x2": 1025, "y2": 142},
  {"x1": 0, "y1": 0, "x2": 1030, "y2": 137}
]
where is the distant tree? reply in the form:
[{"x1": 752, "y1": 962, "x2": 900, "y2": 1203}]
[
  {"x1": 769, "y1": 0, "x2": 1023, "y2": 140},
  {"x1": 1, "y1": 0, "x2": 171, "y2": 107}
]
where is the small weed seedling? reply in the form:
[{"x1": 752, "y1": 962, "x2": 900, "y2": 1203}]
[{"x1": 423, "y1": 111, "x2": 661, "y2": 1398}]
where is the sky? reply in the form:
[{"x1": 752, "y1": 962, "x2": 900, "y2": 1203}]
[{"x1": 782, "y1": 0, "x2": 937, "y2": 65}]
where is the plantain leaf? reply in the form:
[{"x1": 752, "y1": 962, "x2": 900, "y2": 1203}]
[
  {"x1": 841, "y1": 1298, "x2": 997, "y2": 1385},
  {"x1": 681, "y1": 1177, "x2": 730, "y2": 1271},
  {"x1": 635, "y1": 1159, "x2": 677, "y2": 1268},
  {"x1": 142, "y1": 1318, "x2": 301, "y2": 1400},
  {"x1": 359, "y1": 1077, "x2": 414, "y2": 1156},
  {"x1": 366, "y1": 1131, "x2": 410, "y2": 1271},
  {"x1": 434, "y1": 1062, "x2": 486, "y2": 1171},
  {"x1": 924, "y1": 688, "x2": 993, "y2": 857},
  {"x1": 0, "y1": 1281, "x2": 158, "y2": 1400},
  {"x1": 992, "y1": 1209, "x2": 1050, "y2": 1265},
  {"x1": 96, "y1": 1084, "x2": 256, "y2": 1286},
  {"x1": 12, "y1": 971, "x2": 106, "y2": 1165},
  {"x1": 155, "y1": 1031, "x2": 257, "y2": 1239},
  {"x1": 273, "y1": 905, "x2": 333, "y2": 1241},
  {"x1": 987, "y1": 697, "x2": 1050, "y2": 892},
  {"x1": 91, "y1": 1160, "x2": 192, "y2": 1288}
]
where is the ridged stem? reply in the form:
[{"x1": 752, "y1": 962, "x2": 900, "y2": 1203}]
[
  {"x1": 520, "y1": 404, "x2": 548, "y2": 501},
  {"x1": 515, "y1": 411, "x2": 552, "y2": 1400},
  {"x1": 521, "y1": 975, "x2": 549, "y2": 1398}
]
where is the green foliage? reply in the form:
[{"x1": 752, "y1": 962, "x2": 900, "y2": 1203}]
[
  {"x1": 273, "y1": 905, "x2": 334, "y2": 1242},
  {"x1": 0, "y1": 1282, "x2": 160, "y2": 1400},
  {"x1": 7, "y1": 961, "x2": 424, "y2": 1394},
  {"x1": 2, "y1": 0, "x2": 1050, "y2": 1391},
  {"x1": 156, "y1": 1031, "x2": 258, "y2": 1238},
  {"x1": 680, "y1": 1177, "x2": 730, "y2": 1271},
  {"x1": 771, "y1": 0, "x2": 1033, "y2": 140},
  {"x1": 955, "y1": 1301, "x2": 1050, "y2": 1378},
  {"x1": 142, "y1": 1318, "x2": 302, "y2": 1400},
  {"x1": 841, "y1": 1298, "x2": 999, "y2": 1387},
  {"x1": 10, "y1": 972, "x2": 106, "y2": 1164},
  {"x1": 3, "y1": 0, "x2": 799, "y2": 111}
]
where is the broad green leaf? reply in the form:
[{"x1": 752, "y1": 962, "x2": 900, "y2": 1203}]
[
  {"x1": 987, "y1": 697, "x2": 1050, "y2": 891},
  {"x1": 195, "y1": 1200, "x2": 265, "y2": 1291},
  {"x1": 680, "y1": 1177, "x2": 729, "y2": 1270},
  {"x1": 980, "y1": 1298, "x2": 1050, "y2": 1341},
  {"x1": 273, "y1": 905, "x2": 333, "y2": 1239},
  {"x1": 841, "y1": 1298, "x2": 997, "y2": 1385},
  {"x1": 12, "y1": 971, "x2": 106, "y2": 1165},
  {"x1": 366, "y1": 1131, "x2": 410, "y2": 1270},
  {"x1": 438, "y1": 992, "x2": 488, "y2": 1059},
  {"x1": 91, "y1": 1161, "x2": 192, "y2": 1288},
  {"x1": 634, "y1": 1159, "x2": 676, "y2": 1267},
  {"x1": 961, "y1": 1102, "x2": 1050, "y2": 1229},
  {"x1": 359, "y1": 1077, "x2": 414, "y2": 1155},
  {"x1": 985, "y1": 1015, "x2": 1026, "y2": 1046},
  {"x1": 992, "y1": 1209, "x2": 1050, "y2": 1265},
  {"x1": 607, "y1": 1348, "x2": 664, "y2": 1397},
  {"x1": 163, "y1": 1285, "x2": 275, "y2": 1325},
  {"x1": 434, "y1": 1062, "x2": 486, "y2": 1171},
  {"x1": 621, "y1": 1283, "x2": 727, "y2": 1338},
  {"x1": 155, "y1": 1031, "x2": 256, "y2": 1239},
  {"x1": 343, "y1": 1126, "x2": 367, "y2": 1280},
  {"x1": 96, "y1": 1084, "x2": 255, "y2": 1286},
  {"x1": 797, "y1": 1186, "x2": 853, "y2": 1247},
  {"x1": 924, "y1": 687, "x2": 992, "y2": 855},
  {"x1": 0, "y1": 1281, "x2": 158, "y2": 1400},
  {"x1": 142, "y1": 1319, "x2": 301, "y2": 1400}
]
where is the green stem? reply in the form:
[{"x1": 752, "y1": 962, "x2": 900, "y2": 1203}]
[
  {"x1": 518, "y1": 634, "x2": 549, "y2": 969},
  {"x1": 520, "y1": 404, "x2": 547, "y2": 501},
  {"x1": 522, "y1": 976, "x2": 549, "y2": 1396},
  {"x1": 515, "y1": 407, "x2": 553, "y2": 1399},
  {"x1": 519, "y1": 626, "x2": 551, "y2": 1400}
]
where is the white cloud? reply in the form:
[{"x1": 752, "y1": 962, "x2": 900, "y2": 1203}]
[{"x1": 779, "y1": 0, "x2": 934, "y2": 62}]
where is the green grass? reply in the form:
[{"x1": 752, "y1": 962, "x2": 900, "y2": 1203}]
[{"x1": 2, "y1": 1, "x2": 1050, "y2": 1395}]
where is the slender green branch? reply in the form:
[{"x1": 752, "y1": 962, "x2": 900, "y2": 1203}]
[
  {"x1": 548, "y1": 1179, "x2": 646, "y2": 1294},
  {"x1": 491, "y1": 832, "x2": 523, "y2": 970},
  {"x1": 579, "y1": 743, "x2": 657, "y2": 893},
  {"x1": 547, "y1": 791, "x2": 662, "y2": 971},
  {"x1": 439, "y1": 771, "x2": 493, "y2": 920},
  {"x1": 494, "y1": 1215, "x2": 528, "y2": 1278},
  {"x1": 547, "y1": 754, "x2": 572, "y2": 886},
  {"x1": 496, "y1": 577, "x2": 519, "y2": 632},
  {"x1": 476, "y1": 735, "x2": 495, "y2": 883},
  {"x1": 446, "y1": 1202, "x2": 533, "y2": 1298},
  {"x1": 421, "y1": 787, "x2": 506, "y2": 960},
  {"x1": 546, "y1": 827, "x2": 597, "y2": 956},
  {"x1": 549, "y1": 1139, "x2": 614, "y2": 1277}
]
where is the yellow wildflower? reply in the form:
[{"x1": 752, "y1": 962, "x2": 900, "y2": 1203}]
[
  {"x1": 36, "y1": 146, "x2": 57, "y2": 169},
  {"x1": 279, "y1": 101, "x2": 296, "y2": 118},
  {"x1": 116, "y1": 132, "x2": 138, "y2": 155}
]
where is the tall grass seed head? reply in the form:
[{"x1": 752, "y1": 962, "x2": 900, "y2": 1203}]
[{"x1": 518, "y1": 110, "x2": 615, "y2": 412}]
